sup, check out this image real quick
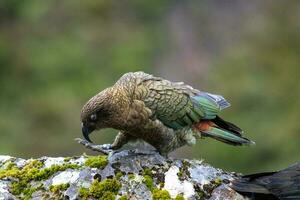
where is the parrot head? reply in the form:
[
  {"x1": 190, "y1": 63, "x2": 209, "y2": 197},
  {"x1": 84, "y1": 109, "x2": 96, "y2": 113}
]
[{"x1": 80, "y1": 89, "x2": 114, "y2": 143}]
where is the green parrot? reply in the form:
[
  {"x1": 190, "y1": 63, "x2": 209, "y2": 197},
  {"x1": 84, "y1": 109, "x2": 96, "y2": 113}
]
[{"x1": 79, "y1": 71, "x2": 254, "y2": 155}]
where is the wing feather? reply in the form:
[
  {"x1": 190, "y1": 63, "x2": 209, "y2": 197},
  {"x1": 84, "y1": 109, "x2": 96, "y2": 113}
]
[{"x1": 134, "y1": 72, "x2": 229, "y2": 130}]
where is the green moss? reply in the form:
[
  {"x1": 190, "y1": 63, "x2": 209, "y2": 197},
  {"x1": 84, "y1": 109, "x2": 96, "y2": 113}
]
[
  {"x1": 101, "y1": 191, "x2": 115, "y2": 200},
  {"x1": 152, "y1": 189, "x2": 171, "y2": 200},
  {"x1": 198, "y1": 191, "x2": 205, "y2": 199},
  {"x1": 115, "y1": 171, "x2": 123, "y2": 180},
  {"x1": 23, "y1": 184, "x2": 43, "y2": 200},
  {"x1": 63, "y1": 157, "x2": 72, "y2": 162},
  {"x1": 79, "y1": 178, "x2": 122, "y2": 199},
  {"x1": 90, "y1": 178, "x2": 121, "y2": 198},
  {"x1": 178, "y1": 160, "x2": 191, "y2": 181},
  {"x1": 196, "y1": 177, "x2": 222, "y2": 199},
  {"x1": 5, "y1": 161, "x2": 17, "y2": 170},
  {"x1": 142, "y1": 168, "x2": 153, "y2": 177},
  {"x1": 159, "y1": 182, "x2": 164, "y2": 189},
  {"x1": 78, "y1": 187, "x2": 89, "y2": 200},
  {"x1": 23, "y1": 187, "x2": 38, "y2": 200},
  {"x1": 213, "y1": 178, "x2": 222, "y2": 186},
  {"x1": 49, "y1": 183, "x2": 70, "y2": 193},
  {"x1": 128, "y1": 174, "x2": 135, "y2": 180},
  {"x1": 143, "y1": 175, "x2": 154, "y2": 191},
  {"x1": 177, "y1": 170, "x2": 183, "y2": 178},
  {"x1": 1, "y1": 160, "x2": 44, "y2": 195},
  {"x1": 141, "y1": 168, "x2": 154, "y2": 191},
  {"x1": 194, "y1": 184, "x2": 206, "y2": 199},
  {"x1": 0, "y1": 159, "x2": 79, "y2": 198},
  {"x1": 0, "y1": 163, "x2": 19, "y2": 179},
  {"x1": 175, "y1": 194, "x2": 185, "y2": 200},
  {"x1": 11, "y1": 181, "x2": 28, "y2": 195},
  {"x1": 119, "y1": 195, "x2": 128, "y2": 200},
  {"x1": 85, "y1": 155, "x2": 108, "y2": 169}
]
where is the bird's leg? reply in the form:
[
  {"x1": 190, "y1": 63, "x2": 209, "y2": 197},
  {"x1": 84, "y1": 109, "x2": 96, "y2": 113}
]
[
  {"x1": 75, "y1": 138, "x2": 113, "y2": 155},
  {"x1": 111, "y1": 131, "x2": 136, "y2": 150}
]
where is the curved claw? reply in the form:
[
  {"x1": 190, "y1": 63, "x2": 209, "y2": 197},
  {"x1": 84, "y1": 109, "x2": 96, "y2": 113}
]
[{"x1": 75, "y1": 138, "x2": 113, "y2": 155}]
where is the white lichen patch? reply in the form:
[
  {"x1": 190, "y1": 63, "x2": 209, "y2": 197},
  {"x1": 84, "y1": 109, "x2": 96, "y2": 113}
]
[
  {"x1": 0, "y1": 156, "x2": 12, "y2": 164},
  {"x1": 189, "y1": 165, "x2": 212, "y2": 186},
  {"x1": 121, "y1": 174, "x2": 152, "y2": 200},
  {"x1": 0, "y1": 180, "x2": 17, "y2": 200},
  {"x1": 132, "y1": 174, "x2": 144, "y2": 183},
  {"x1": 70, "y1": 156, "x2": 86, "y2": 166},
  {"x1": 124, "y1": 174, "x2": 144, "y2": 185},
  {"x1": 15, "y1": 158, "x2": 27, "y2": 168},
  {"x1": 164, "y1": 165, "x2": 195, "y2": 199},
  {"x1": 51, "y1": 170, "x2": 80, "y2": 185},
  {"x1": 43, "y1": 157, "x2": 65, "y2": 168},
  {"x1": 0, "y1": 181, "x2": 10, "y2": 196},
  {"x1": 189, "y1": 162, "x2": 227, "y2": 186}
]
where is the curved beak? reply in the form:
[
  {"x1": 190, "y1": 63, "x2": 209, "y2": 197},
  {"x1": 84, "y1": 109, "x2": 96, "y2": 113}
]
[{"x1": 81, "y1": 123, "x2": 94, "y2": 143}]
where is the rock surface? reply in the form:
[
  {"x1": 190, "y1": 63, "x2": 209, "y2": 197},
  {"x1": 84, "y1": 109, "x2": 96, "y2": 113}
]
[{"x1": 0, "y1": 150, "x2": 248, "y2": 200}]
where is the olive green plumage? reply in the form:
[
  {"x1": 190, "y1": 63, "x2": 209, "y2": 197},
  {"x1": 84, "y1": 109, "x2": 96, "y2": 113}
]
[
  {"x1": 135, "y1": 73, "x2": 229, "y2": 129},
  {"x1": 80, "y1": 71, "x2": 254, "y2": 155}
]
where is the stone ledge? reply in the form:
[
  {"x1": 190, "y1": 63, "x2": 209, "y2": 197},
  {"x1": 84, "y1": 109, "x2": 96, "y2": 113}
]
[{"x1": 0, "y1": 151, "x2": 247, "y2": 200}]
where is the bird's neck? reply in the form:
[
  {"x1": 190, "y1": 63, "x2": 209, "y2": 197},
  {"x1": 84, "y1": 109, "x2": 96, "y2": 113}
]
[{"x1": 105, "y1": 86, "x2": 131, "y2": 128}]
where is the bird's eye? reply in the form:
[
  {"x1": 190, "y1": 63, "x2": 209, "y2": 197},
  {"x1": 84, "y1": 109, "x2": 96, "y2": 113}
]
[{"x1": 90, "y1": 114, "x2": 97, "y2": 121}]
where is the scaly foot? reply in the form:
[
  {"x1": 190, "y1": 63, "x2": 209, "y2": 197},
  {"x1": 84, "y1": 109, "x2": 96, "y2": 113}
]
[{"x1": 75, "y1": 138, "x2": 113, "y2": 155}]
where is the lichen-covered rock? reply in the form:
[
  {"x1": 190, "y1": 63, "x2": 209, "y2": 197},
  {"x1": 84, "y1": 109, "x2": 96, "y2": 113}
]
[{"x1": 0, "y1": 150, "x2": 247, "y2": 200}]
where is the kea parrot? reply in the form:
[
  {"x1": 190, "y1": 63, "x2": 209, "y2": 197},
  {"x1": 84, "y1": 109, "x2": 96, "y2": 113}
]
[{"x1": 78, "y1": 71, "x2": 254, "y2": 155}]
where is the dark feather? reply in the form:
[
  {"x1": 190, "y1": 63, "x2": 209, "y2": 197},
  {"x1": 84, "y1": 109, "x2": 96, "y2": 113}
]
[
  {"x1": 212, "y1": 116, "x2": 243, "y2": 136},
  {"x1": 230, "y1": 163, "x2": 300, "y2": 200}
]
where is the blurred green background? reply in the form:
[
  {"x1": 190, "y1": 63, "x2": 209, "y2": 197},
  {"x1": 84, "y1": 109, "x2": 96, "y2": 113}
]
[{"x1": 0, "y1": 0, "x2": 299, "y2": 174}]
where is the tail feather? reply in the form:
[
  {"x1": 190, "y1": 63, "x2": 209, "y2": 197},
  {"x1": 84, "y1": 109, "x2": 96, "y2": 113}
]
[
  {"x1": 203, "y1": 127, "x2": 254, "y2": 146},
  {"x1": 195, "y1": 120, "x2": 255, "y2": 146},
  {"x1": 212, "y1": 116, "x2": 243, "y2": 135}
]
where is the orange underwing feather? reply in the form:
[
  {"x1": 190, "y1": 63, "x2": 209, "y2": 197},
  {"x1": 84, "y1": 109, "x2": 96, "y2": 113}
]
[{"x1": 194, "y1": 121, "x2": 214, "y2": 131}]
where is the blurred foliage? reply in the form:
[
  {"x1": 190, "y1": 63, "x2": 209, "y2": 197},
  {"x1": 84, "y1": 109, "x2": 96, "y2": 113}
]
[{"x1": 0, "y1": 0, "x2": 299, "y2": 173}]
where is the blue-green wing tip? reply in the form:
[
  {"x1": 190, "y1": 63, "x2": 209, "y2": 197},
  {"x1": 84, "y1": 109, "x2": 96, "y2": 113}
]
[{"x1": 201, "y1": 92, "x2": 231, "y2": 110}]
